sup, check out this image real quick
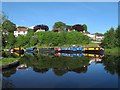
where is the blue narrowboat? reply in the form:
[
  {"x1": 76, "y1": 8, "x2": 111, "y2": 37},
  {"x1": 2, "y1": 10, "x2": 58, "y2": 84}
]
[
  {"x1": 25, "y1": 52, "x2": 34, "y2": 56},
  {"x1": 77, "y1": 47, "x2": 84, "y2": 51},
  {"x1": 60, "y1": 53, "x2": 68, "y2": 57},
  {"x1": 61, "y1": 48, "x2": 68, "y2": 51},
  {"x1": 76, "y1": 53, "x2": 84, "y2": 57},
  {"x1": 26, "y1": 47, "x2": 37, "y2": 52},
  {"x1": 70, "y1": 47, "x2": 77, "y2": 51},
  {"x1": 70, "y1": 53, "x2": 77, "y2": 57}
]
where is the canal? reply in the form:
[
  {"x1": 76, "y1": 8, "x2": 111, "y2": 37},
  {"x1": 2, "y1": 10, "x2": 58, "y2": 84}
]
[{"x1": 1, "y1": 50, "x2": 120, "y2": 88}]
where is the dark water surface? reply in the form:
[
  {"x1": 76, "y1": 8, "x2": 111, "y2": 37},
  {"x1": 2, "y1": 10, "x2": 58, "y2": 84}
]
[{"x1": 2, "y1": 51, "x2": 119, "y2": 88}]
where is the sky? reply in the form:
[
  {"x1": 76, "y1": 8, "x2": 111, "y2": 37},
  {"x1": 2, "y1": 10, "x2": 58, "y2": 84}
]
[{"x1": 2, "y1": 2, "x2": 118, "y2": 34}]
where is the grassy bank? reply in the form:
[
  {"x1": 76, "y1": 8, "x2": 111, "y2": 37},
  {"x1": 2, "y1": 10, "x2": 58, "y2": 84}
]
[
  {"x1": 33, "y1": 42, "x2": 100, "y2": 48},
  {"x1": 1, "y1": 58, "x2": 19, "y2": 65},
  {"x1": 104, "y1": 48, "x2": 119, "y2": 56}
]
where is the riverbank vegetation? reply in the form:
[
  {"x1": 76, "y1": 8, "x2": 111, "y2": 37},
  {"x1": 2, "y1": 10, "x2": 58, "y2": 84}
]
[
  {"x1": 2, "y1": 58, "x2": 19, "y2": 65},
  {"x1": 101, "y1": 26, "x2": 120, "y2": 55},
  {"x1": 3, "y1": 30, "x2": 91, "y2": 48}
]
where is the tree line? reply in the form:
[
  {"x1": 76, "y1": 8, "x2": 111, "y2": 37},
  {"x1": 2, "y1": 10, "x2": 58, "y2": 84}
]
[
  {"x1": 1, "y1": 13, "x2": 90, "y2": 48},
  {"x1": 101, "y1": 26, "x2": 120, "y2": 49},
  {"x1": 2, "y1": 30, "x2": 90, "y2": 48}
]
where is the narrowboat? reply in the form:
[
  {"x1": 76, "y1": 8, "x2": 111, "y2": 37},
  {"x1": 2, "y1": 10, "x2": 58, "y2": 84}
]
[
  {"x1": 10, "y1": 47, "x2": 24, "y2": 54},
  {"x1": 26, "y1": 47, "x2": 38, "y2": 53}
]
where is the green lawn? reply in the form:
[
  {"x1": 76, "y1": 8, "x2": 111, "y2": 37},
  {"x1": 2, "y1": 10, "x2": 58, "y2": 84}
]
[
  {"x1": 34, "y1": 42, "x2": 99, "y2": 48},
  {"x1": 104, "y1": 48, "x2": 119, "y2": 56},
  {"x1": 1, "y1": 58, "x2": 19, "y2": 65}
]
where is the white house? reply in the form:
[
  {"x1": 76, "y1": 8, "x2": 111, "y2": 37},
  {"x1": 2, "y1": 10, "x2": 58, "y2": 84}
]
[
  {"x1": 36, "y1": 29, "x2": 45, "y2": 32},
  {"x1": 14, "y1": 27, "x2": 28, "y2": 37},
  {"x1": 83, "y1": 31, "x2": 104, "y2": 41}
]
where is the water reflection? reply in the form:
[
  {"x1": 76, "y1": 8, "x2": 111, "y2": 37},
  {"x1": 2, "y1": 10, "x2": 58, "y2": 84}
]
[
  {"x1": 2, "y1": 50, "x2": 120, "y2": 76},
  {"x1": 2, "y1": 77, "x2": 15, "y2": 88},
  {"x1": 2, "y1": 50, "x2": 119, "y2": 88},
  {"x1": 102, "y1": 55, "x2": 120, "y2": 76}
]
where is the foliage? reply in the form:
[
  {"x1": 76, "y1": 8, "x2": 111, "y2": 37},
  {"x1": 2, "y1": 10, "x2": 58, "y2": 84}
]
[
  {"x1": 2, "y1": 33, "x2": 16, "y2": 48},
  {"x1": 115, "y1": 26, "x2": 120, "y2": 47},
  {"x1": 6, "y1": 33, "x2": 16, "y2": 48},
  {"x1": 82, "y1": 24, "x2": 87, "y2": 32},
  {"x1": 33, "y1": 24, "x2": 49, "y2": 32},
  {"x1": 20, "y1": 54, "x2": 90, "y2": 76},
  {"x1": 0, "y1": 12, "x2": 8, "y2": 24},
  {"x1": 102, "y1": 26, "x2": 120, "y2": 49},
  {"x1": 3, "y1": 30, "x2": 90, "y2": 48},
  {"x1": 2, "y1": 58, "x2": 19, "y2": 65},
  {"x1": 2, "y1": 20, "x2": 16, "y2": 33},
  {"x1": 103, "y1": 55, "x2": 120, "y2": 76},
  {"x1": 35, "y1": 31, "x2": 90, "y2": 47},
  {"x1": 17, "y1": 26, "x2": 27, "y2": 28},
  {"x1": 53, "y1": 21, "x2": 66, "y2": 31}
]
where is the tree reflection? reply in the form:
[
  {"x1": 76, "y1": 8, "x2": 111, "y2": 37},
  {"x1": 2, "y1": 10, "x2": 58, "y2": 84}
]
[
  {"x1": 33, "y1": 67, "x2": 49, "y2": 74},
  {"x1": 103, "y1": 55, "x2": 120, "y2": 77},
  {"x1": 2, "y1": 77, "x2": 15, "y2": 88},
  {"x1": 20, "y1": 54, "x2": 90, "y2": 76},
  {"x1": 2, "y1": 67, "x2": 16, "y2": 77}
]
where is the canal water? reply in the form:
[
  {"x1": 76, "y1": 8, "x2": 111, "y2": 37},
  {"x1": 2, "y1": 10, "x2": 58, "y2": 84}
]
[{"x1": 1, "y1": 51, "x2": 119, "y2": 88}]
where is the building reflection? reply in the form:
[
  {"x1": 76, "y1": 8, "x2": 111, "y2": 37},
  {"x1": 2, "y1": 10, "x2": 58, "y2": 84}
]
[{"x1": 2, "y1": 51, "x2": 105, "y2": 76}]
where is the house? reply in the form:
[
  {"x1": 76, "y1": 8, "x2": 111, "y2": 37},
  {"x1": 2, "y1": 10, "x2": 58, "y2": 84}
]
[
  {"x1": 36, "y1": 29, "x2": 46, "y2": 32},
  {"x1": 95, "y1": 33, "x2": 104, "y2": 41},
  {"x1": 83, "y1": 31, "x2": 96, "y2": 39},
  {"x1": 66, "y1": 24, "x2": 84, "y2": 32},
  {"x1": 52, "y1": 28, "x2": 61, "y2": 32},
  {"x1": 83, "y1": 31, "x2": 104, "y2": 41},
  {"x1": 33, "y1": 25, "x2": 49, "y2": 32},
  {"x1": 14, "y1": 27, "x2": 28, "y2": 37}
]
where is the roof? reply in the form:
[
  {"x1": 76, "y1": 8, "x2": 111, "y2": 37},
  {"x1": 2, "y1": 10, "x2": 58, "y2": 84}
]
[
  {"x1": 16, "y1": 27, "x2": 28, "y2": 31},
  {"x1": 95, "y1": 33, "x2": 104, "y2": 36},
  {"x1": 83, "y1": 31, "x2": 90, "y2": 34},
  {"x1": 52, "y1": 28, "x2": 61, "y2": 32}
]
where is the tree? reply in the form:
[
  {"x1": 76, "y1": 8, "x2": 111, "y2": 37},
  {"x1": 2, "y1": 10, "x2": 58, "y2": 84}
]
[
  {"x1": 2, "y1": 20, "x2": 16, "y2": 33},
  {"x1": 102, "y1": 27, "x2": 116, "y2": 48},
  {"x1": 6, "y1": 33, "x2": 16, "y2": 48},
  {"x1": 53, "y1": 21, "x2": 66, "y2": 31},
  {"x1": 82, "y1": 24, "x2": 87, "y2": 32},
  {"x1": 33, "y1": 24, "x2": 49, "y2": 32},
  {"x1": 0, "y1": 12, "x2": 8, "y2": 32},
  {"x1": 115, "y1": 26, "x2": 120, "y2": 47},
  {"x1": 0, "y1": 12, "x2": 8, "y2": 24}
]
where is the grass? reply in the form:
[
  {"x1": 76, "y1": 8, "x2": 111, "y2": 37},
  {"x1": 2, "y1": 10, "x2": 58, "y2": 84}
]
[
  {"x1": 104, "y1": 48, "x2": 119, "y2": 56},
  {"x1": 1, "y1": 58, "x2": 19, "y2": 65},
  {"x1": 34, "y1": 42, "x2": 99, "y2": 48}
]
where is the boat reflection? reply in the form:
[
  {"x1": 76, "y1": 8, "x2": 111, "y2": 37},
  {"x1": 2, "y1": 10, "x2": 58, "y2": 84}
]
[{"x1": 2, "y1": 50, "x2": 104, "y2": 77}]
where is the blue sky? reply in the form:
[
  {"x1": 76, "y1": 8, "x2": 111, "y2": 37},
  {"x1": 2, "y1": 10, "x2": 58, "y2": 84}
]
[{"x1": 2, "y1": 2, "x2": 118, "y2": 34}]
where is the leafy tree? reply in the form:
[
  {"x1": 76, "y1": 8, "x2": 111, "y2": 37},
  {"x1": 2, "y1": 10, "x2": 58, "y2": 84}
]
[
  {"x1": 2, "y1": 34, "x2": 7, "y2": 48},
  {"x1": 102, "y1": 27, "x2": 116, "y2": 48},
  {"x1": 6, "y1": 33, "x2": 16, "y2": 48},
  {"x1": 0, "y1": 12, "x2": 8, "y2": 24},
  {"x1": 2, "y1": 20, "x2": 16, "y2": 33},
  {"x1": 29, "y1": 36, "x2": 38, "y2": 46},
  {"x1": 33, "y1": 24, "x2": 49, "y2": 32},
  {"x1": 115, "y1": 26, "x2": 120, "y2": 47},
  {"x1": 53, "y1": 21, "x2": 66, "y2": 31},
  {"x1": 17, "y1": 26, "x2": 27, "y2": 28},
  {"x1": 82, "y1": 24, "x2": 87, "y2": 32}
]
